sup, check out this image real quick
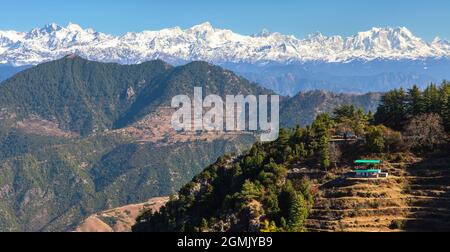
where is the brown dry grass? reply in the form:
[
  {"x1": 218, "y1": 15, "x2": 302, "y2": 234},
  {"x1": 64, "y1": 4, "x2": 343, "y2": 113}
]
[{"x1": 74, "y1": 197, "x2": 169, "y2": 232}]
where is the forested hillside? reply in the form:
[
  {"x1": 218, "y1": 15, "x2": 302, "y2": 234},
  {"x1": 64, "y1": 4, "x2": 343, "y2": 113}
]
[
  {"x1": 374, "y1": 81, "x2": 450, "y2": 132},
  {"x1": 0, "y1": 56, "x2": 385, "y2": 231},
  {"x1": 134, "y1": 82, "x2": 450, "y2": 232},
  {"x1": 0, "y1": 57, "x2": 264, "y2": 231}
]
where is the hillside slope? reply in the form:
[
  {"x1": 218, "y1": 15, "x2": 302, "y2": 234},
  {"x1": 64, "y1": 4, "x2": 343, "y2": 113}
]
[
  {"x1": 304, "y1": 154, "x2": 450, "y2": 232},
  {"x1": 132, "y1": 101, "x2": 450, "y2": 232},
  {"x1": 75, "y1": 197, "x2": 169, "y2": 232},
  {"x1": 0, "y1": 57, "x2": 264, "y2": 231},
  {"x1": 0, "y1": 57, "x2": 382, "y2": 231},
  {"x1": 281, "y1": 90, "x2": 381, "y2": 127}
]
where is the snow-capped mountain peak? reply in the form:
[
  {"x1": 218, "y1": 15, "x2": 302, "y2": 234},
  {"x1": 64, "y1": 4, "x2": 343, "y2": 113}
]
[
  {"x1": 0, "y1": 22, "x2": 449, "y2": 66},
  {"x1": 252, "y1": 28, "x2": 272, "y2": 38},
  {"x1": 189, "y1": 22, "x2": 214, "y2": 32},
  {"x1": 44, "y1": 23, "x2": 63, "y2": 32},
  {"x1": 66, "y1": 22, "x2": 84, "y2": 32}
]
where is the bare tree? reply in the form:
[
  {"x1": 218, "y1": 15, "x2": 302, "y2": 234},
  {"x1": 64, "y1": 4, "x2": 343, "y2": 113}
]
[
  {"x1": 404, "y1": 113, "x2": 447, "y2": 150},
  {"x1": 329, "y1": 142, "x2": 342, "y2": 169}
]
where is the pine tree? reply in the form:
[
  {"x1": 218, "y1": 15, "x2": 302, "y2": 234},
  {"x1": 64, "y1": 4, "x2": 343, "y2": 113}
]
[
  {"x1": 366, "y1": 126, "x2": 385, "y2": 153},
  {"x1": 320, "y1": 135, "x2": 330, "y2": 169},
  {"x1": 423, "y1": 84, "x2": 440, "y2": 113},
  {"x1": 279, "y1": 181, "x2": 297, "y2": 219},
  {"x1": 311, "y1": 114, "x2": 332, "y2": 169},
  {"x1": 366, "y1": 110, "x2": 374, "y2": 124},
  {"x1": 374, "y1": 88, "x2": 408, "y2": 130},
  {"x1": 407, "y1": 85, "x2": 424, "y2": 116},
  {"x1": 200, "y1": 218, "x2": 209, "y2": 232},
  {"x1": 279, "y1": 217, "x2": 288, "y2": 232},
  {"x1": 288, "y1": 193, "x2": 308, "y2": 232},
  {"x1": 332, "y1": 104, "x2": 357, "y2": 122},
  {"x1": 439, "y1": 82, "x2": 450, "y2": 132},
  {"x1": 445, "y1": 98, "x2": 450, "y2": 132}
]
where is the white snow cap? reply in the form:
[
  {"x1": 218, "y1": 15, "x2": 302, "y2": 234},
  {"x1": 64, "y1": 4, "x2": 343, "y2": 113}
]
[
  {"x1": 66, "y1": 22, "x2": 83, "y2": 32},
  {"x1": 0, "y1": 22, "x2": 449, "y2": 66}
]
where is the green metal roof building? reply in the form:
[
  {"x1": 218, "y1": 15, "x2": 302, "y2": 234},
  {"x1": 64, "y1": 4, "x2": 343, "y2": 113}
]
[
  {"x1": 353, "y1": 160, "x2": 388, "y2": 178},
  {"x1": 354, "y1": 160, "x2": 381, "y2": 164}
]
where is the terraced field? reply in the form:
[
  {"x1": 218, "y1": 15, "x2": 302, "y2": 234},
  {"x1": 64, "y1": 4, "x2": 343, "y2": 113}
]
[
  {"x1": 300, "y1": 155, "x2": 450, "y2": 232},
  {"x1": 403, "y1": 157, "x2": 450, "y2": 231}
]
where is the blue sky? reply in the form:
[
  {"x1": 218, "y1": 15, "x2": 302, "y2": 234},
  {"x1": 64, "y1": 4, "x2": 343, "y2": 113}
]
[{"x1": 0, "y1": 0, "x2": 449, "y2": 41}]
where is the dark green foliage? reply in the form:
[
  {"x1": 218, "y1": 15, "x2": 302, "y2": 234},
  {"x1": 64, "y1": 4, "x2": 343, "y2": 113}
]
[
  {"x1": 0, "y1": 57, "x2": 270, "y2": 136},
  {"x1": 0, "y1": 56, "x2": 171, "y2": 135},
  {"x1": 332, "y1": 104, "x2": 358, "y2": 121},
  {"x1": 0, "y1": 131, "x2": 254, "y2": 231},
  {"x1": 374, "y1": 88, "x2": 408, "y2": 131},
  {"x1": 311, "y1": 114, "x2": 333, "y2": 169},
  {"x1": 439, "y1": 82, "x2": 450, "y2": 131},
  {"x1": 423, "y1": 84, "x2": 441, "y2": 114},
  {"x1": 115, "y1": 61, "x2": 271, "y2": 127},
  {"x1": 287, "y1": 193, "x2": 308, "y2": 232},
  {"x1": 365, "y1": 126, "x2": 385, "y2": 153},
  {"x1": 239, "y1": 180, "x2": 264, "y2": 202},
  {"x1": 132, "y1": 121, "x2": 338, "y2": 232},
  {"x1": 406, "y1": 85, "x2": 424, "y2": 115},
  {"x1": 132, "y1": 82, "x2": 450, "y2": 232},
  {"x1": 4, "y1": 56, "x2": 448, "y2": 233},
  {"x1": 375, "y1": 81, "x2": 450, "y2": 132},
  {"x1": 0, "y1": 130, "x2": 66, "y2": 161},
  {"x1": 333, "y1": 104, "x2": 369, "y2": 137},
  {"x1": 0, "y1": 57, "x2": 265, "y2": 231}
]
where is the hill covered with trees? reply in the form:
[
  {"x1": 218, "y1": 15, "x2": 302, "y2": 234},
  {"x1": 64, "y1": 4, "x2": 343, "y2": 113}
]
[
  {"x1": 0, "y1": 56, "x2": 387, "y2": 231},
  {"x1": 374, "y1": 81, "x2": 450, "y2": 132},
  {"x1": 0, "y1": 57, "x2": 266, "y2": 231},
  {"x1": 133, "y1": 82, "x2": 450, "y2": 232}
]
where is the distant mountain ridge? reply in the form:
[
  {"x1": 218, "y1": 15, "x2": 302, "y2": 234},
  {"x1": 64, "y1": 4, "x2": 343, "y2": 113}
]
[
  {"x1": 227, "y1": 59, "x2": 446, "y2": 95},
  {"x1": 281, "y1": 90, "x2": 381, "y2": 127},
  {"x1": 0, "y1": 56, "x2": 381, "y2": 133},
  {"x1": 1, "y1": 22, "x2": 449, "y2": 96},
  {"x1": 0, "y1": 22, "x2": 449, "y2": 67},
  {"x1": 0, "y1": 56, "x2": 269, "y2": 135}
]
